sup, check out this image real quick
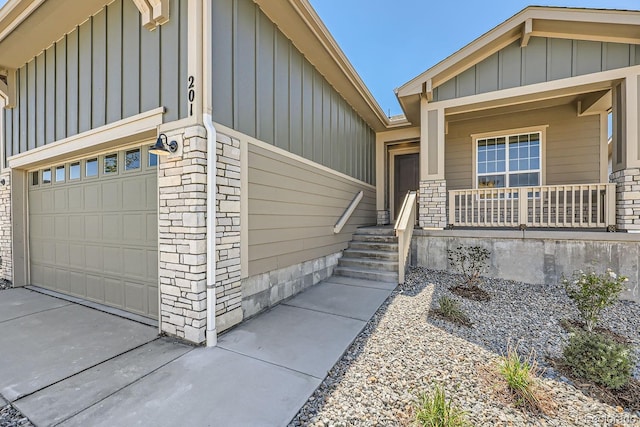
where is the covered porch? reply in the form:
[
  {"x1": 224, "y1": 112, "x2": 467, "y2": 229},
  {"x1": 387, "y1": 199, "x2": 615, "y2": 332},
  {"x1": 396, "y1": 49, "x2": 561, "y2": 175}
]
[
  {"x1": 381, "y1": 6, "x2": 640, "y2": 233},
  {"x1": 418, "y1": 68, "x2": 637, "y2": 232}
]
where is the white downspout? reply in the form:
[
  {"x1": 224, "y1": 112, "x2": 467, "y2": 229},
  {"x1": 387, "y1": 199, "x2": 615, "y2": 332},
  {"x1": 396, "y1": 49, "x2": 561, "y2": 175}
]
[{"x1": 203, "y1": 113, "x2": 217, "y2": 347}]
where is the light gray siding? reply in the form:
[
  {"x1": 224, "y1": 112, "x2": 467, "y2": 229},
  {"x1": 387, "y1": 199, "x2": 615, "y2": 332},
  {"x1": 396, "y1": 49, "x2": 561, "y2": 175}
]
[
  {"x1": 248, "y1": 143, "x2": 376, "y2": 277},
  {"x1": 3, "y1": 0, "x2": 189, "y2": 165},
  {"x1": 445, "y1": 104, "x2": 601, "y2": 189},
  {"x1": 434, "y1": 37, "x2": 640, "y2": 101},
  {"x1": 212, "y1": 0, "x2": 375, "y2": 185}
]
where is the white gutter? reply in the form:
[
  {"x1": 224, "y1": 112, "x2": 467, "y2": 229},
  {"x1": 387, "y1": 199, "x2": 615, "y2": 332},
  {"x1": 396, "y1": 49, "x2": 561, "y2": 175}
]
[{"x1": 203, "y1": 113, "x2": 217, "y2": 347}]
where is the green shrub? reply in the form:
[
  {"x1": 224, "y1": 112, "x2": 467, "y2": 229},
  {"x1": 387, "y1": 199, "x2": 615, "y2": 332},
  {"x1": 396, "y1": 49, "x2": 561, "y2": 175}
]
[
  {"x1": 415, "y1": 385, "x2": 469, "y2": 427},
  {"x1": 562, "y1": 268, "x2": 628, "y2": 332},
  {"x1": 447, "y1": 246, "x2": 490, "y2": 288},
  {"x1": 437, "y1": 296, "x2": 471, "y2": 327},
  {"x1": 563, "y1": 330, "x2": 634, "y2": 389}
]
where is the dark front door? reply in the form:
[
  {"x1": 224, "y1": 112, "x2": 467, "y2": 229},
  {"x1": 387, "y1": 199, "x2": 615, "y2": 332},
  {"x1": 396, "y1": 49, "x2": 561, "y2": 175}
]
[{"x1": 394, "y1": 153, "x2": 420, "y2": 219}]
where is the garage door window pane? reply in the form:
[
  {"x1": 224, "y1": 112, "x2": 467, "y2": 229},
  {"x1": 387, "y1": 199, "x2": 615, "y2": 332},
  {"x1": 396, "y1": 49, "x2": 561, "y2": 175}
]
[
  {"x1": 148, "y1": 148, "x2": 158, "y2": 168},
  {"x1": 42, "y1": 169, "x2": 51, "y2": 184},
  {"x1": 86, "y1": 158, "x2": 98, "y2": 177},
  {"x1": 104, "y1": 154, "x2": 118, "y2": 174},
  {"x1": 31, "y1": 171, "x2": 38, "y2": 186},
  {"x1": 70, "y1": 162, "x2": 81, "y2": 180},
  {"x1": 56, "y1": 166, "x2": 65, "y2": 182},
  {"x1": 125, "y1": 149, "x2": 141, "y2": 171}
]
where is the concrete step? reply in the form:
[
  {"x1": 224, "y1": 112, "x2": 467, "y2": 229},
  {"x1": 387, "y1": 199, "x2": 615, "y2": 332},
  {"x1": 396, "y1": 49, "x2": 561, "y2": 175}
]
[
  {"x1": 354, "y1": 227, "x2": 396, "y2": 237},
  {"x1": 348, "y1": 241, "x2": 398, "y2": 252},
  {"x1": 338, "y1": 257, "x2": 398, "y2": 272},
  {"x1": 351, "y1": 234, "x2": 398, "y2": 244},
  {"x1": 334, "y1": 266, "x2": 398, "y2": 283},
  {"x1": 342, "y1": 248, "x2": 399, "y2": 261}
]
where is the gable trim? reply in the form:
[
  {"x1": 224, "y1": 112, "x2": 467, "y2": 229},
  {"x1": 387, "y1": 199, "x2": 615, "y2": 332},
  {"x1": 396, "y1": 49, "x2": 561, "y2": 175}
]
[{"x1": 398, "y1": 7, "x2": 640, "y2": 99}]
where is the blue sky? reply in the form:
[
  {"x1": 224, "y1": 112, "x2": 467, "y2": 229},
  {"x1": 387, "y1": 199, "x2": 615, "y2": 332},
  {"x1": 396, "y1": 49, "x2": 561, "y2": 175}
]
[{"x1": 309, "y1": 0, "x2": 640, "y2": 116}]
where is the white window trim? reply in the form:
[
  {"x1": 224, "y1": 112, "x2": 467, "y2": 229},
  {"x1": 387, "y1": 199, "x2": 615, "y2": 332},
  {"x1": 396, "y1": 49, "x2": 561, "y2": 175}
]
[
  {"x1": 8, "y1": 107, "x2": 164, "y2": 170},
  {"x1": 471, "y1": 125, "x2": 548, "y2": 189}
]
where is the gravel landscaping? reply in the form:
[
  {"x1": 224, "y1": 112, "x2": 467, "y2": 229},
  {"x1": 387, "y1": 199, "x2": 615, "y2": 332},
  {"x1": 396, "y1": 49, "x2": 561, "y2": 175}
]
[
  {"x1": 290, "y1": 267, "x2": 640, "y2": 427},
  {"x1": 0, "y1": 405, "x2": 32, "y2": 427}
]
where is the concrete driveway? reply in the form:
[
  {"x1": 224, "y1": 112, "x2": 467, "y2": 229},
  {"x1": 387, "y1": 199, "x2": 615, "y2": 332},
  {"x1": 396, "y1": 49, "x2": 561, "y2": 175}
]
[{"x1": 0, "y1": 276, "x2": 394, "y2": 426}]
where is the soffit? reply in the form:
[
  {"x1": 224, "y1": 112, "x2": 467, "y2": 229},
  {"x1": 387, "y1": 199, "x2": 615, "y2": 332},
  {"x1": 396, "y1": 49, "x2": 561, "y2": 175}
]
[
  {"x1": 254, "y1": 0, "x2": 390, "y2": 132},
  {"x1": 0, "y1": 0, "x2": 112, "y2": 69}
]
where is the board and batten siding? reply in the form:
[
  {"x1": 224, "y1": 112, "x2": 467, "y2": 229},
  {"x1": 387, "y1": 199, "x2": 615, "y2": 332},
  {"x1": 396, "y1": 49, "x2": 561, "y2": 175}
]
[
  {"x1": 434, "y1": 38, "x2": 640, "y2": 101},
  {"x1": 212, "y1": 0, "x2": 375, "y2": 185},
  {"x1": 3, "y1": 0, "x2": 189, "y2": 166},
  {"x1": 248, "y1": 143, "x2": 376, "y2": 277},
  {"x1": 445, "y1": 104, "x2": 601, "y2": 190}
]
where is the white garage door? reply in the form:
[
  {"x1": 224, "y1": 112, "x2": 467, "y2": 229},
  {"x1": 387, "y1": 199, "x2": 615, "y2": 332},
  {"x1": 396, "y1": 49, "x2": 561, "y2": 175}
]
[{"x1": 28, "y1": 144, "x2": 159, "y2": 319}]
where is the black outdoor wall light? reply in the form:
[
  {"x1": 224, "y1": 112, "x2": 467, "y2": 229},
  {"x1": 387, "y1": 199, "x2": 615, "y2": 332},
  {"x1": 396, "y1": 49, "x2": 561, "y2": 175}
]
[{"x1": 150, "y1": 133, "x2": 179, "y2": 156}]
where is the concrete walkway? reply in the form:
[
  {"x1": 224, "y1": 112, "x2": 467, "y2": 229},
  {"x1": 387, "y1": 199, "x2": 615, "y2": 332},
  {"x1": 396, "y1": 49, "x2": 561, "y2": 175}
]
[{"x1": 0, "y1": 275, "x2": 395, "y2": 426}]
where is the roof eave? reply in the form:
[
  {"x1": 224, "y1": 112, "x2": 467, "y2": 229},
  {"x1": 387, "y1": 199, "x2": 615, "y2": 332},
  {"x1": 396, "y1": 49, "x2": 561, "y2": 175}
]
[
  {"x1": 397, "y1": 6, "x2": 640, "y2": 99},
  {"x1": 0, "y1": 0, "x2": 112, "y2": 70},
  {"x1": 255, "y1": 0, "x2": 390, "y2": 132}
]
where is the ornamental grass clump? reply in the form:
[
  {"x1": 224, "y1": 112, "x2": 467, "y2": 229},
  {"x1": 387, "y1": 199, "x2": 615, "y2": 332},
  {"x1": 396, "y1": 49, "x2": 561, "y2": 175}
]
[
  {"x1": 414, "y1": 385, "x2": 469, "y2": 427},
  {"x1": 436, "y1": 296, "x2": 472, "y2": 327},
  {"x1": 563, "y1": 330, "x2": 635, "y2": 390},
  {"x1": 561, "y1": 268, "x2": 628, "y2": 332},
  {"x1": 497, "y1": 346, "x2": 555, "y2": 414}
]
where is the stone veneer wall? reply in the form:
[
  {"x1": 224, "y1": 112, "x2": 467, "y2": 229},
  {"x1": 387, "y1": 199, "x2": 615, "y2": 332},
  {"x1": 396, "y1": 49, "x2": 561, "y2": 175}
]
[
  {"x1": 0, "y1": 171, "x2": 11, "y2": 282},
  {"x1": 157, "y1": 127, "x2": 244, "y2": 343},
  {"x1": 610, "y1": 168, "x2": 640, "y2": 231},
  {"x1": 214, "y1": 132, "x2": 242, "y2": 332},
  {"x1": 377, "y1": 210, "x2": 390, "y2": 226},
  {"x1": 419, "y1": 179, "x2": 447, "y2": 229},
  {"x1": 158, "y1": 126, "x2": 209, "y2": 343},
  {"x1": 241, "y1": 252, "x2": 341, "y2": 319}
]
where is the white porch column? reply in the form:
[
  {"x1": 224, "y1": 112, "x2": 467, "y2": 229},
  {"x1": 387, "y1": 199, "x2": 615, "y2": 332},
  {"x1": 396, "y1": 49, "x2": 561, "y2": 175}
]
[
  {"x1": 375, "y1": 134, "x2": 389, "y2": 225},
  {"x1": 419, "y1": 96, "x2": 446, "y2": 229},
  {"x1": 610, "y1": 74, "x2": 640, "y2": 231}
]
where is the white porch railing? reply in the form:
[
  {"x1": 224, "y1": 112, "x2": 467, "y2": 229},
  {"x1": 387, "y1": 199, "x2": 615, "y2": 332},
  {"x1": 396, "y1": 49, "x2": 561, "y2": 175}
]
[
  {"x1": 448, "y1": 184, "x2": 616, "y2": 229},
  {"x1": 395, "y1": 191, "x2": 417, "y2": 284}
]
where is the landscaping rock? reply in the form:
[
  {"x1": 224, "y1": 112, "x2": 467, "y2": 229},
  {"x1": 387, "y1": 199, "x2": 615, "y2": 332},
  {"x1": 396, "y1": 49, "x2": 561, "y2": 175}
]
[
  {"x1": 289, "y1": 267, "x2": 640, "y2": 426},
  {"x1": 0, "y1": 405, "x2": 32, "y2": 427}
]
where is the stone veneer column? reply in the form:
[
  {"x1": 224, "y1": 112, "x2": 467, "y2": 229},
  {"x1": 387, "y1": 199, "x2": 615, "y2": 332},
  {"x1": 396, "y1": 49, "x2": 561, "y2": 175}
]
[
  {"x1": 214, "y1": 132, "x2": 242, "y2": 332},
  {"x1": 0, "y1": 171, "x2": 12, "y2": 282},
  {"x1": 377, "y1": 210, "x2": 390, "y2": 226},
  {"x1": 158, "y1": 125, "x2": 209, "y2": 343},
  {"x1": 610, "y1": 168, "x2": 640, "y2": 231},
  {"x1": 419, "y1": 179, "x2": 447, "y2": 229}
]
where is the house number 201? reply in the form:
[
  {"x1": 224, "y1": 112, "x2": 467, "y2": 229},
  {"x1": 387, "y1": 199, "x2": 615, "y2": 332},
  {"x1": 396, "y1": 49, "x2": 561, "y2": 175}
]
[{"x1": 188, "y1": 76, "x2": 195, "y2": 116}]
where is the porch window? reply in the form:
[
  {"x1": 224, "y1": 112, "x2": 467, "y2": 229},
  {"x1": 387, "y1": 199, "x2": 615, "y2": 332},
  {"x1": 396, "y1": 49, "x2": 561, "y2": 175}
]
[{"x1": 476, "y1": 132, "x2": 541, "y2": 189}]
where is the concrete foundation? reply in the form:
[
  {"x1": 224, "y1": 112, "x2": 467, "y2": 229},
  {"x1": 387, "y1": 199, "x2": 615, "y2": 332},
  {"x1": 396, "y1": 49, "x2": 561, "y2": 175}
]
[{"x1": 412, "y1": 229, "x2": 640, "y2": 303}]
